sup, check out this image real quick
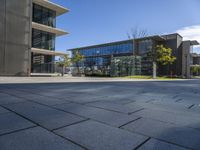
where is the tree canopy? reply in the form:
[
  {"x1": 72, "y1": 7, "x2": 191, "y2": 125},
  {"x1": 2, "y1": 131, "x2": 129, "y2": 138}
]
[
  {"x1": 71, "y1": 50, "x2": 84, "y2": 65},
  {"x1": 155, "y1": 45, "x2": 176, "y2": 65},
  {"x1": 57, "y1": 54, "x2": 71, "y2": 67}
]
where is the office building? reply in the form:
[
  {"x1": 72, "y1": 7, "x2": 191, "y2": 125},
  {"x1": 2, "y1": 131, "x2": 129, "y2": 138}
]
[
  {"x1": 0, "y1": 0, "x2": 68, "y2": 76},
  {"x1": 70, "y1": 33, "x2": 199, "y2": 78}
]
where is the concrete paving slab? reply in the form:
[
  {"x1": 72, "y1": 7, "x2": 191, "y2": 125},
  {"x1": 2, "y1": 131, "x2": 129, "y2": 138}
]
[
  {"x1": 86, "y1": 101, "x2": 143, "y2": 114},
  {"x1": 122, "y1": 117, "x2": 200, "y2": 149},
  {"x1": 0, "y1": 106, "x2": 9, "y2": 114},
  {"x1": 64, "y1": 95, "x2": 107, "y2": 104},
  {"x1": 133, "y1": 108, "x2": 200, "y2": 129},
  {"x1": 0, "y1": 113, "x2": 36, "y2": 135},
  {"x1": 0, "y1": 127, "x2": 84, "y2": 150},
  {"x1": 55, "y1": 120, "x2": 148, "y2": 150},
  {"x1": 0, "y1": 95, "x2": 25, "y2": 105},
  {"x1": 138, "y1": 139, "x2": 189, "y2": 150},
  {"x1": 4, "y1": 102, "x2": 87, "y2": 130},
  {"x1": 19, "y1": 93, "x2": 70, "y2": 106},
  {"x1": 54, "y1": 103, "x2": 140, "y2": 127},
  {"x1": 1, "y1": 78, "x2": 200, "y2": 149}
]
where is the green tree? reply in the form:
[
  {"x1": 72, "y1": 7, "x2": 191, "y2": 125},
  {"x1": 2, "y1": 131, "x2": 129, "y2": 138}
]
[
  {"x1": 71, "y1": 50, "x2": 84, "y2": 75},
  {"x1": 191, "y1": 65, "x2": 200, "y2": 76},
  {"x1": 152, "y1": 45, "x2": 176, "y2": 78},
  {"x1": 57, "y1": 54, "x2": 71, "y2": 76}
]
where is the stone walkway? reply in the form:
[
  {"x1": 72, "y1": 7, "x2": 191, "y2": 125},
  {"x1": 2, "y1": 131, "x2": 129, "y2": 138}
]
[{"x1": 0, "y1": 78, "x2": 200, "y2": 150}]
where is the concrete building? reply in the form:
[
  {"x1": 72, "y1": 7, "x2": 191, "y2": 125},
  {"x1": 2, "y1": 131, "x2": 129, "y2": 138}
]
[
  {"x1": 70, "y1": 33, "x2": 199, "y2": 78},
  {"x1": 191, "y1": 53, "x2": 200, "y2": 65},
  {"x1": 0, "y1": 0, "x2": 68, "y2": 76}
]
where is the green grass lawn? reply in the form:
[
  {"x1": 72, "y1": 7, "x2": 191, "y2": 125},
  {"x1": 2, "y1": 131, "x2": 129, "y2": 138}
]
[
  {"x1": 193, "y1": 76, "x2": 200, "y2": 79},
  {"x1": 122, "y1": 75, "x2": 181, "y2": 80}
]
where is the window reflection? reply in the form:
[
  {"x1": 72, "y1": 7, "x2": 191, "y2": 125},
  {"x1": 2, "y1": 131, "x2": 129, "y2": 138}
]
[
  {"x1": 138, "y1": 40, "x2": 153, "y2": 54},
  {"x1": 78, "y1": 42, "x2": 134, "y2": 57},
  {"x1": 32, "y1": 29, "x2": 55, "y2": 51},
  {"x1": 33, "y1": 4, "x2": 56, "y2": 27}
]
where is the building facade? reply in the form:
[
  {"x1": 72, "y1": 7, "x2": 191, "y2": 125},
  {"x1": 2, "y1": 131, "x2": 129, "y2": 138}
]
[
  {"x1": 191, "y1": 53, "x2": 200, "y2": 65},
  {"x1": 70, "y1": 34, "x2": 199, "y2": 78},
  {"x1": 0, "y1": 0, "x2": 68, "y2": 76}
]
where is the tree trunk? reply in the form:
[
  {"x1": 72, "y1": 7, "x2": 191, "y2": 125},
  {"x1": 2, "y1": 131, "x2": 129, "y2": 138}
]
[
  {"x1": 76, "y1": 63, "x2": 80, "y2": 75},
  {"x1": 62, "y1": 65, "x2": 64, "y2": 76},
  {"x1": 153, "y1": 61, "x2": 157, "y2": 79}
]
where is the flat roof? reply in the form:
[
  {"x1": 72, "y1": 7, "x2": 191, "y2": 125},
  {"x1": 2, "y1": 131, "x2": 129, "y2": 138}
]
[
  {"x1": 33, "y1": 0, "x2": 69, "y2": 16},
  {"x1": 32, "y1": 22, "x2": 68, "y2": 36},
  {"x1": 68, "y1": 39, "x2": 134, "y2": 51},
  {"x1": 69, "y1": 35, "x2": 165, "y2": 51},
  {"x1": 190, "y1": 40, "x2": 199, "y2": 46}
]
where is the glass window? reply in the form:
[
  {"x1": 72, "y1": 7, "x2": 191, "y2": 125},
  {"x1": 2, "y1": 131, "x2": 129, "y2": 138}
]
[
  {"x1": 138, "y1": 40, "x2": 153, "y2": 54},
  {"x1": 33, "y1": 4, "x2": 56, "y2": 27},
  {"x1": 32, "y1": 29, "x2": 55, "y2": 50}
]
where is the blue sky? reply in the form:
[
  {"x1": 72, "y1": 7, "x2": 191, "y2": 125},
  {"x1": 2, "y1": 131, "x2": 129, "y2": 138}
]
[{"x1": 51, "y1": 0, "x2": 200, "y2": 53}]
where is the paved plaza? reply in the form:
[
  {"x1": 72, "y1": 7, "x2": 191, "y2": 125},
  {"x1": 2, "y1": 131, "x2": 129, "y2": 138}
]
[{"x1": 0, "y1": 77, "x2": 200, "y2": 150}]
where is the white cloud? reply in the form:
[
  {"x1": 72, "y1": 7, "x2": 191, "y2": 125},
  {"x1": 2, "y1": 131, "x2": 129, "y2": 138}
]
[{"x1": 176, "y1": 25, "x2": 200, "y2": 53}]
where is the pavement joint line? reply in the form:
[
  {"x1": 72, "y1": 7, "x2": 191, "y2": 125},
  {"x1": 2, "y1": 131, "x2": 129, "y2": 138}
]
[
  {"x1": 0, "y1": 125, "x2": 38, "y2": 137},
  {"x1": 133, "y1": 137, "x2": 151, "y2": 150},
  {"x1": 128, "y1": 108, "x2": 145, "y2": 115},
  {"x1": 122, "y1": 128, "x2": 194, "y2": 150},
  {"x1": 121, "y1": 100, "x2": 136, "y2": 105},
  {"x1": 83, "y1": 100, "x2": 105, "y2": 105},
  {"x1": 175, "y1": 98, "x2": 183, "y2": 102},
  {"x1": 118, "y1": 117, "x2": 142, "y2": 128},
  {"x1": 0, "y1": 104, "x2": 89, "y2": 149},
  {"x1": 50, "y1": 105, "x2": 125, "y2": 128},
  {"x1": 84, "y1": 104, "x2": 131, "y2": 115},
  {"x1": 2, "y1": 87, "x2": 63, "y2": 98},
  {"x1": 52, "y1": 130, "x2": 89, "y2": 150},
  {"x1": 0, "y1": 104, "x2": 42, "y2": 127},
  {"x1": 188, "y1": 104, "x2": 195, "y2": 109},
  {"x1": 16, "y1": 87, "x2": 98, "y2": 98},
  {"x1": 52, "y1": 118, "x2": 90, "y2": 131},
  {"x1": 6, "y1": 97, "x2": 89, "y2": 121},
  {"x1": 21, "y1": 99, "x2": 89, "y2": 119}
]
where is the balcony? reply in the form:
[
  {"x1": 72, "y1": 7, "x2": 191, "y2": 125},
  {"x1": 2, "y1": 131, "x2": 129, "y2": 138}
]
[
  {"x1": 32, "y1": 22, "x2": 68, "y2": 36},
  {"x1": 33, "y1": 0, "x2": 69, "y2": 16},
  {"x1": 31, "y1": 48, "x2": 66, "y2": 56}
]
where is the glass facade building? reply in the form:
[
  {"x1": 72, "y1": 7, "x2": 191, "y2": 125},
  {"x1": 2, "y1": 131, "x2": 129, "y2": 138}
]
[
  {"x1": 32, "y1": 29, "x2": 55, "y2": 51},
  {"x1": 30, "y1": 1, "x2": 68, "y2": 74},
  {"x1": 33, "y1": 4, "x2": 56, "y2": 27},
  {"x1": 70, "y1": 34, "x2": 199, "y2": 77},
  {"x1": 71, "y1": 39, "x2": 155, "y2": 76},
  {"x1": 78, "y1": 42, "x2": 134, "y2": 57},
  {"x1": 31, "y1": 5, "x2": 57, "y2": 73}
]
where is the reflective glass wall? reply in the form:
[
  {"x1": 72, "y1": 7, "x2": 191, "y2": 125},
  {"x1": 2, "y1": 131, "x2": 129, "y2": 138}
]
[
  {"x1": 33, "y1": 4, "x2": 56, "y2": 27},
  {"x1": 71, "y1": 41, "x2": 134, "y2": 76},
  {"x1": 137, "y1": 39, "x2": 154, "y2": 75},
  {"x1": 78, "y1": 42, "x2": 134, "y2": 57},
  {"x1": 32, "y1": 29, "x2": 55, "y2": 51},
  {"x1": 138, "y1": 39, "x2": 153, "y2": 54}
]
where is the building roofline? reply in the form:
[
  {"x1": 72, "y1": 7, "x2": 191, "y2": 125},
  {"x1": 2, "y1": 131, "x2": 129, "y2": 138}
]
[
  {"x1": 68, "y1": 35, "x2": 165, "y2": 51},
  {"x1": 161, "y1": 33, "x2": 183, "y2": 39},
  {"x1": 33, "y1": 0, "x2": 69, "y2": 16},
  {"x1": 69, "y1": 33, "x2": 197, "y2": 51},
  {"x1": 134, "y1": 35, "x2": 165, "y2": 41},
  {"x1": 68, "y1": 39, "x2": 134, "y2": 51},
  {"x1": 183, "y1": 40, "x2": 199, "y2": 46},
  {"x1": 190, "y1": 40, "x2": 199, "y2": 46}
]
